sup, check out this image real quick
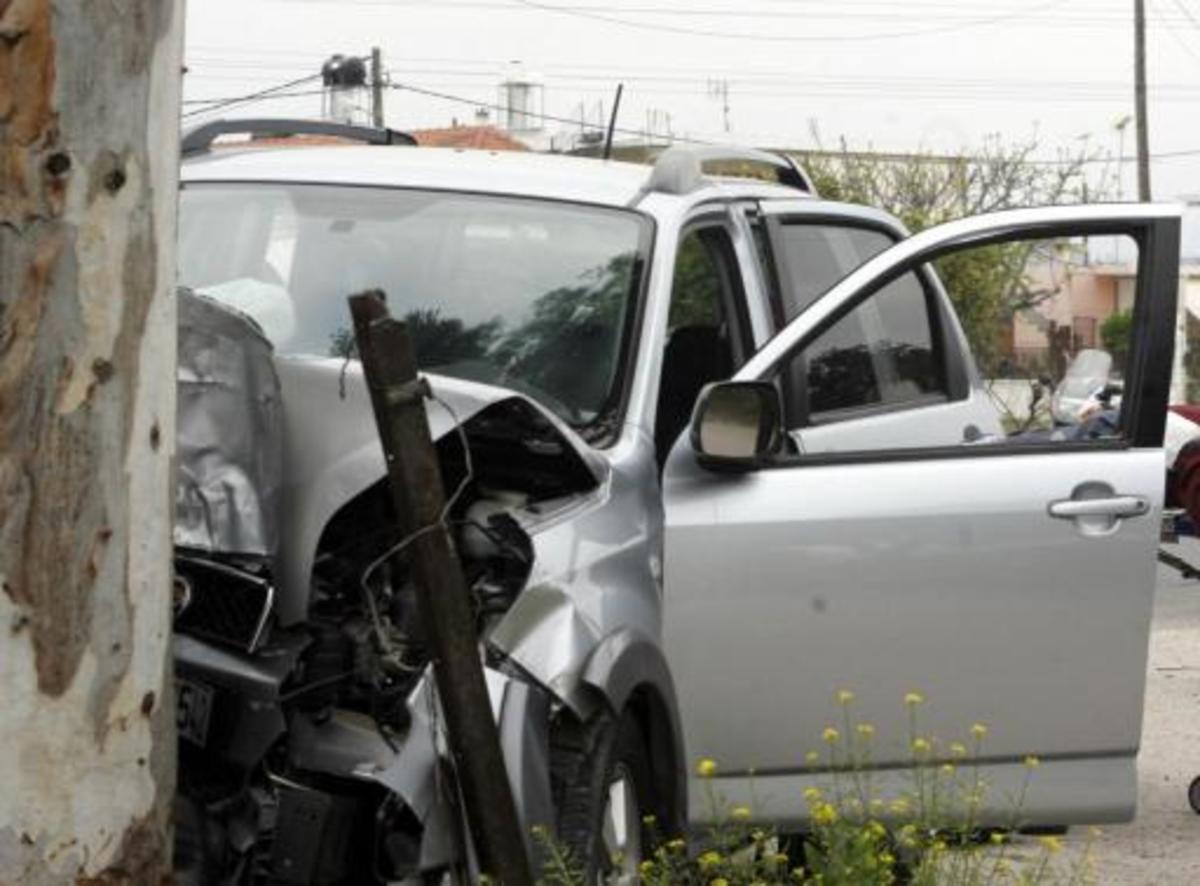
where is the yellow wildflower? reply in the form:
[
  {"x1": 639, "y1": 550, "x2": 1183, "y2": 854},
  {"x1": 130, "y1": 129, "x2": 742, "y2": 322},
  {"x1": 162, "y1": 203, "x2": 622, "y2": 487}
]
[
  {"x1": 949, "y1": 741, "x2": 968, "y2": 757},
  {"x1": 971, "y1": 722, "x2": 988, "y2": 740},
  {"x1": 698, "y1": 850, "x2": 722, "y2": 869},
  {"x1": 1039, "y1": 835, "x2": 1063, "y2": 854},
  {"x1": 667, "y1": 838, "x2": 687, "y2": 852},
  {"x1": 856, "y1": 723, "x2": 876, "y2": 739},
  {"x1": 731, "y1": 805, "x2": 752, "y2": 821},
  {"x1": 889, "y1": 798, "x2": 912, "y2": 815},
  {"x1": 880, "y1": 852, "x2": 895, "y2": 866},
  {"x1": 811, "y1": 802, "x2": 838, "y2": 825},
  {"x1": 941, "y1": 763, "x2": 955, "y2": 775},
  {"x1": 822, "y1": 727, "x2": 840, "y2": 744},
  {"x1": 836, "y1": 689, "x2": 855, "y2": 705},
  {"x1": 989, "y1": 832, "x2": 1006, "y2": 845},
  {"x1": 697, "y1": 758, "x2": 718, "y2": 778},
  {"x1": 804, "y1": 786, "x2": 824, "y2": 803},
  {"x1": 639, "y1": 860, "x2": 656, "y2": 876},
  {"x1": 1024, "y1": 755, "x2": 1040, "y2": 769},
  {"x1": 710, "y1": 879, "x2": 729, "y2": 886},
  {"x1": 771, "y1": 852, "x2": 790, "y2": 865},
  {"x1": 911, "y1": 737, "x2": 931, "y2": 755},
  {"x1": 805, "y1": 750, "x2": 821, "y2": 765},
  {"x1": 904, "y1": 691, "x2": 925, "y2": 706}
]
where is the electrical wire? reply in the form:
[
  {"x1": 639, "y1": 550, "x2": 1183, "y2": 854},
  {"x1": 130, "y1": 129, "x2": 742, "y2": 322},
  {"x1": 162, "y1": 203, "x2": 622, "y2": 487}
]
[
  {"x1": 357, "y1": 390, "x2": 475, "y2": 652},
  {"x1": 388, "y1": 78, "x2": 1200, "y2": 165},
  {"x1": 508, "y1": 0, "x2": 1068, "y2": 42},
  {"x1": 182, "y1": 88, "x2": 328, "y2": 107},
  {"x1": 181, "y1": 70, "x2": 329, "y2": 119}
]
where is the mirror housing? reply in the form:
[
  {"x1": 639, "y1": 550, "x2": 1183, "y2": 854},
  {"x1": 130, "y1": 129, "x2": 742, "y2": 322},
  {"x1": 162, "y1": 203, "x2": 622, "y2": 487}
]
[{"x1": 690, "y1": 381, "x2": 784, "y2": 471}]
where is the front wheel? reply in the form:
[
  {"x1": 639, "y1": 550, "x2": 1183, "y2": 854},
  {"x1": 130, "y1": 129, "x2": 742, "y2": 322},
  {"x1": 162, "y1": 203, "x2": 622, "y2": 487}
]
[{"x1": 551, "y1": 710, "x2": 655, "y2": 884}]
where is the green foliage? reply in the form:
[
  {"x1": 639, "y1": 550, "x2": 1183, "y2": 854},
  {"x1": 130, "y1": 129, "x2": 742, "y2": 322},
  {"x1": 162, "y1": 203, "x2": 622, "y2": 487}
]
[
  {"x1": 1100, "y1": 310, "x2": 1133, "y2": 372},
  {"x1": 797, "y1": 134, "x2": 1112, "y2": 375},
  {"x1": 535, "y1": 691, "x2": 1098, "y2": 885},
  {"x1": 669, "y1": 232, "x2": 722, "y2": 330}
]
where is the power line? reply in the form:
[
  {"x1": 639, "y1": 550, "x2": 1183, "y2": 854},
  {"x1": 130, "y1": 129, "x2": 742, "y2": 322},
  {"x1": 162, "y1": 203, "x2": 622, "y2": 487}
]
[
  {"x1": 181, "y1": 71, "x2": 328, "y2": 119},
  {"x1": 1156, "y1": 0, "x2": 1200, "y2": 65},
  {"x1": 507, "y1": 0, "x2": 1071, "y2": 41},
  {"x1": 182, "y1": 89, "x2": 327, "y2": 107},
  {"x1": 388, "y1": 78, "x2": 1200, "y2": 164},
  {"x1": 1170, "y1": 0, "x2": 1200, "y2": 30},
  {"x1": 263, "y1": 0, "x2": 1195, "y2": 26},
  {"x1": 389, "y1": 79, "x2": 721, "y2": 145}
]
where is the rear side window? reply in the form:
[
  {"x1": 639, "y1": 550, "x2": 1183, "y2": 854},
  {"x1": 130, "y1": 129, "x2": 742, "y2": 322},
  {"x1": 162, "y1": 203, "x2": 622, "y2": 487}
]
[
  {"x1": 803, "y1": 273, "x2": 945, "y2": 418},
  {"x1": 770, "y1": 220, "x2": 946, "y2": 424},
  {"x1": 775, "y1": 224, "x2": 893, "y2": 320}
]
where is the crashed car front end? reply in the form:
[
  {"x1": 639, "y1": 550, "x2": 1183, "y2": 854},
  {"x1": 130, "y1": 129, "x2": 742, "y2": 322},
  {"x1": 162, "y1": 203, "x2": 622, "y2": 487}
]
[{"x1": 172, "y1": 290, "x2": 674, "y2": 883}]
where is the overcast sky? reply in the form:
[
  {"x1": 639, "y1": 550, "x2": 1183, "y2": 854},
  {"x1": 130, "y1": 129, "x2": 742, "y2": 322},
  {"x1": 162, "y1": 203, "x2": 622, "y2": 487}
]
[{"x1": 184, "y1": 0, "x2": 1200, "y2": 201}]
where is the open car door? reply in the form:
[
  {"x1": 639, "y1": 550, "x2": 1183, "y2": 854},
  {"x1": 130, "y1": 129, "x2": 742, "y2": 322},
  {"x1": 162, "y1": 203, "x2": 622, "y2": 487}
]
[{"x1": 663, "y1": 204, "x2": 1181, "y2": 828}]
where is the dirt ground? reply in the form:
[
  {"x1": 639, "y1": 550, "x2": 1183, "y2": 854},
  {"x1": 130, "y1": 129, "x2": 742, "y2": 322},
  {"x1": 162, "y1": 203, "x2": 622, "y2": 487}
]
[{"x1": 1058, "y1": 539, "x2": 1200, "y2": 883}]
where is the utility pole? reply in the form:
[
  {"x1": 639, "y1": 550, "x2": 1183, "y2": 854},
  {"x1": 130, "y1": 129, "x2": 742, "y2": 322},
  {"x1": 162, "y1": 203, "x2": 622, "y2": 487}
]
[
  {"x1": 603, "y1": 82, "x2": 624, "y2": 160},
  {"x1": 371, "y1": 46, "x2": 385, "y2": 128},
  {"x1": 348, "y1": 293, "x2": 533, "y2": 886},
  {"x1": 1134, "y1": 0, "x2": 1152, "y2": 200},
  {"x1": 0, "y1": 2, "x2": 183, "y2": 882},
  {"x1": 708, "y1": 78, "x2": 731, "y2": 133}
]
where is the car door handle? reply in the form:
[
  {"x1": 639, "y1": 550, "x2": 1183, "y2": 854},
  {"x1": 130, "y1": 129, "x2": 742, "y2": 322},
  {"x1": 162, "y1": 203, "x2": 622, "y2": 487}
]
[{"x1": 1047, "y1": 495, "x2": 1150, "y2": 519}]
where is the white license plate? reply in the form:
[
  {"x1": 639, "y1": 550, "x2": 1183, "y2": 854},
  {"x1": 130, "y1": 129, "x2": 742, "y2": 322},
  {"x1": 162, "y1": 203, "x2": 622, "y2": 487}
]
[{"x1": 177, "y1": 677, "x2": 214, "y2": 747}]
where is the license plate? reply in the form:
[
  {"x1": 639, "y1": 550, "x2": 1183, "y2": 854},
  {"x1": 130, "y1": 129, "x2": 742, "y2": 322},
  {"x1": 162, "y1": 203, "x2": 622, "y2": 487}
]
[{"x1": 177, "y1": 677, "x2": 214, "y2": 747}]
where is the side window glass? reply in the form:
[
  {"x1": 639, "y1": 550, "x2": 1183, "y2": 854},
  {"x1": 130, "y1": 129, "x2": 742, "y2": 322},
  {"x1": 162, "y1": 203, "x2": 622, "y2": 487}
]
[
  {"x1": 800, "y1": 272, "x2": 945, "y2": 420},
  {"x1": 774, "y1": 232, "x2": 1141, "y2": 458},
  {"x1": 656, "y1": 228, "x2": 740, "y2": 466},
  {"x1": 668, "y1": 232, "x2": 723, "y2": 331},
  {"x1": 806, "y1": 305, "x2": 881, "y2": 414},
  {"x1": 775, "y1": 223, "x2": 893, "y2": 320}
]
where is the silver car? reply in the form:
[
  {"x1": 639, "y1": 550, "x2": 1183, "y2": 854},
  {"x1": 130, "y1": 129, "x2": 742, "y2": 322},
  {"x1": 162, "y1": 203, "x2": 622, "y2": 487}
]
[{"x1": 173, "y1": 121, "x2": 1181, "y2": 883}]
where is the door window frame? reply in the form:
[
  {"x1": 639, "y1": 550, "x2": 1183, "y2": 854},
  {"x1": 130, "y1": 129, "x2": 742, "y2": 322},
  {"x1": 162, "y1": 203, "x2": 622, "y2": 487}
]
[
  {"x1": 760, "y1": 213, "x2": 968, "y2": 428},
  {"x1": 741, "y1": 215, "x2": 1180, "y2": 468}
]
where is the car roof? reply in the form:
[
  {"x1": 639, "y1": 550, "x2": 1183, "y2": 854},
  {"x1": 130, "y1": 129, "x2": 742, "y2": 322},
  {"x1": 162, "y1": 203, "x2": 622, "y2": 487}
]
[{"x1": 180, "y1": 144, "x2": 806, "y2": 209}]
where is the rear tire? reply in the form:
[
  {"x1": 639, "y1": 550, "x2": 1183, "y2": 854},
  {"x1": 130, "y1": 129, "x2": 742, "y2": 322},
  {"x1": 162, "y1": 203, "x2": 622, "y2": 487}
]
[{"x1": 550, "y1": 709, "x2": 655, "y2": 884}]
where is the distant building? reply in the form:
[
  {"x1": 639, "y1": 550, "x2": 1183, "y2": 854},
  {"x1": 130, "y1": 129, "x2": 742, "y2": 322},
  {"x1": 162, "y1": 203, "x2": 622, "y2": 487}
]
[
  {"x1": 1010, "y1": 258, "x2": 1200, "y2": 402},
  {"x1": 409, "y1": 123, "x2": 529, "y2": 152}
]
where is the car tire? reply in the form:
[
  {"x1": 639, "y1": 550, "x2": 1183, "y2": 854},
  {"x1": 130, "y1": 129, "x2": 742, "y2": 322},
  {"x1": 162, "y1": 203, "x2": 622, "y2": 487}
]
[{"x1": 550, "y1": 709, "x2": 655, "y2": 885}]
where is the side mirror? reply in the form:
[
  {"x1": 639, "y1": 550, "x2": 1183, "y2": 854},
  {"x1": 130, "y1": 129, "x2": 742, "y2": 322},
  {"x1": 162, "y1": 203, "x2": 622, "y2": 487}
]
[{"x1": 690, "y1": 381, "x2": 783, "y2": 471}]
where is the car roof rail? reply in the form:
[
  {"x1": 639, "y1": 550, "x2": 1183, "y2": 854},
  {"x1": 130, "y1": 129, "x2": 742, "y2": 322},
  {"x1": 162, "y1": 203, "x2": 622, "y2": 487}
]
[
  {"x1": 181, "y1": 118, "x2": 417, "y2": 157},
  {"x1": 643, "y1": 145, "x2": 817, "y2": 196}
]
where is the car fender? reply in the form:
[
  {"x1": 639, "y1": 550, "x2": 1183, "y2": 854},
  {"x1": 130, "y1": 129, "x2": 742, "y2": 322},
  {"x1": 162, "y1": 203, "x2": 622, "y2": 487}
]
[{"x1": 580, "y1": 628, "x2": 687, "y2": 835}]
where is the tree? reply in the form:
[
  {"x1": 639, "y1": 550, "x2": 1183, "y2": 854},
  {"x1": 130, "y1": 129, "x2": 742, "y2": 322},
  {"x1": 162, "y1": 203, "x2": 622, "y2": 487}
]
[
  {"x1": 0, "y1": 2, "x2": 183, "y2": 882},
  {"x1": 797, "y1": 133, "x2": 1112, "y2": 373},
  {"x1": 1101, "y1": 309, "x2": 1134, "y2": 373}
]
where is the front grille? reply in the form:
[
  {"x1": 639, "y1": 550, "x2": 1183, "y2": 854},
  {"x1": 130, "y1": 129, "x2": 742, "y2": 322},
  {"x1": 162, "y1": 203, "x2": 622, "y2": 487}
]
[{"x1": 174, "y1": 555, "x2": 274, "y2": 653}]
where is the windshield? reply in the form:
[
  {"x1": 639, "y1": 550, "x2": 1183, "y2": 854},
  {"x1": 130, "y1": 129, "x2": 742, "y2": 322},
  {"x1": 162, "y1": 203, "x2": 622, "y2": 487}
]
[{"x1": 178, "y1": 182, "x2": 648, "y2": 427}]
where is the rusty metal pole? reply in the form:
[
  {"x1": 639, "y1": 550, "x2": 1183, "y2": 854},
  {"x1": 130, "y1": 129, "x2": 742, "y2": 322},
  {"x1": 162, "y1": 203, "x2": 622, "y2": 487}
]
[
  {"x1": 0, "y1": 1, "x2": 184, "y2": 881},
  {"x1": 348, "y1": 292, "x2": 533, "y2": 886}
]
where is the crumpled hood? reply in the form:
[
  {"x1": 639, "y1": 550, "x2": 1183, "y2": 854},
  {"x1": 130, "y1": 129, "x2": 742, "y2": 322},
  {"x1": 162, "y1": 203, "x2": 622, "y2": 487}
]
[
  {"x1": 273, "y1": 356, "x2": 602, "y2": 624},
  {"x1": 176, "y1": 291, "x2": 603, "y2": 625}
]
